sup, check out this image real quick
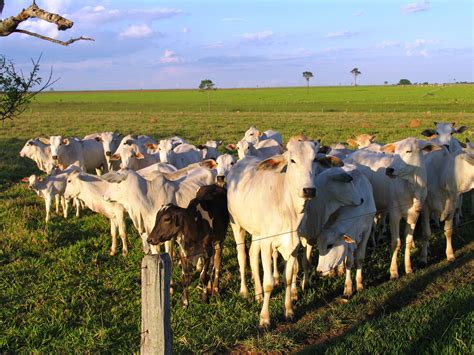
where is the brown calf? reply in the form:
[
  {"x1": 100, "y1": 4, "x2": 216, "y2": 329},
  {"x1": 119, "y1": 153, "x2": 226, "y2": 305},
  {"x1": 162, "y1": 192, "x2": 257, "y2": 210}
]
[{"x1": 147, "y1": 184, "x2": 229, "y2": 307}]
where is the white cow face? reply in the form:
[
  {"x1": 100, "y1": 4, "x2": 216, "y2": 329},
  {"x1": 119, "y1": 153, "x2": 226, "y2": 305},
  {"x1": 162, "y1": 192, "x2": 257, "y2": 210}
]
[
  {"x1": 236, "y1": 140, "x2": 252, "y2": 159},
  {"x1": 317, "y1": 232, "x2": 356, "y2": 276},
  {"x1": 383, "y1": 138, "x2": 440, "y2": 178},
  {"x1": 20, "y1": 139, "x2": 40, "y2": 158},
  {"x1": 421, "y1": 122, "x2": 467, "y2": 151},
  {"x1": 64, "y1": 170, "x2": 82, "y2": 199},
  {"x1": 215, "y1": 153, "x2": 235, "y2": 184},
  {"x1": 49, "y1": 135, "x2": 70, "y2": 161},
  {"x1": 323, "y1": 169, "x2": 364, "y2": 207},
  {"x1": 158, "y1": 139, "x2": 174, "y2": 163},
  {"x1": 95, "y1": 132, "x2": 117, "y2": 158},
  {"x1": 243, "y1": 126, "x2": 262, "y2": 145},
  {"x1": 286, "y1": 140, "x2": 319, "y2": 200},
  {"x1": 456, "y1": 139, "x2": 474, "y2": 192},
  {"x1": 111, "y1": 145, "x2": 144, "y2": 169}
]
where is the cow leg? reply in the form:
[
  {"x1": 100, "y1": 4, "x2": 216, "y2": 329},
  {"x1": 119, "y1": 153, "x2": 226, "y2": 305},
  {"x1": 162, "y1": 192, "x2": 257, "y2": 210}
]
[
  {"x1": 110, "y1": 219, "x2": 117, "y2": 256},
  {"x1": 61, "y1": 196, "x2": 67, "y2": 218},
  {"x1": 45, "y1": 196, "x2": 52, "y2": 223},
  {"x1": 211, "y1": 242, "x2": 222, "y2": 295},
  {"x1": 231, "y1": 221, "x2": 248, "y2": 298},
  {"x1": 249, "y1": 240, "x2": 263, "y2": 303},
  {"x1": 55, "y1": 194, "x2": 60, "y2": 214},
  {"x1": 259, "y1": 244, "x2": 274, "y2": 329},
  {"x1": 419, "y1": 206, "x2": 431, "y2": 266},
  {"x1": 74, "y1": 197, "x2": 81, "y2": 217},
  {"x1": 344, "y1": 252, "x2": 354, "y2": 297},
  {"x1": 301, "y1": 244, "x2": 312, "y2": 291},
  {"x1": 389, "y1": 213, "x2": 401, "y2": 279},
  {"x1": 200, "y1": 256, "x2": 211, "y2": 303},
  {"x1": 64, "y1": 198, "x2": 70, "y2": 218},
  {"x1": 95, "y1": 167, "x2": 102, "y2": 176},
  {"x1": 272, "y1": 249, "x2": 280, "y2": 288},
  {"x1": 118, "y1": 217, "x2": 128, "y2": 256},
  {"x1": 284, "y1": 253, "x2": 296, "y2": 322},
  {"x1": 290, "y1": 256, "x2": 298, "y2": 301},
  {"x1": 404, "y1": 212, "x2": 419, "y2": 275},
  {"x1": 454, "y1": 196, "x2": 462, "y2": 226},
  {"x1": 180, "y1": 249, "x2": 191, "y2": 308},
  {"x1": 444, "y1": 213, "x2": 455, "y2": 261}
]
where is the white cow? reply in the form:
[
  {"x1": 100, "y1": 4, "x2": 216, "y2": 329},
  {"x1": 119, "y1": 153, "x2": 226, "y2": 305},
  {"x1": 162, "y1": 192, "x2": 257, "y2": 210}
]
[
  {"x1": 19, "y1": 138, "x2": 55, "y2": 174},
  {"x1": 197, "y1": 140, "x2": 222, "y2": 160},
  {"x1": 227, "y1": 140, "x2": 319, "y2": 328},
  {"x1": 44, "y1": 136, "x2": 106, "y2": 174},
  {"x1": 115, "y1": 134, "x2": 157, "y2": 156},
  {"x1": 420, "y1": 140, "x2": 474, "y2": 262},
  {"x1": 136, "y1": 162, "x2": 178, "y2": 180},
  {"x1": 102, "y1": 165, "x2": 216, "y2": 254},
  {"x1": 93, "y1": 132, "x2": 122, "y2": 171},
  {"x1": 421, "y1": 122, "x2": 467, "y2": 152},
  {"x1": 298, "y1": 164, "x2": 365, "y2": 291},
  {"x1": 215, "y1": 153, "x2": 235, "y2": 185},
  {"x1": 226, "y1": 138, "x2": 283, "y2": 160},
  {"x1": 154, "y1": 141, "x2": 203, "y2": 169},
  {"x1": 346, "y1": 138, "x2": 440, "y2": 279},
  {"x1": 64, "y1": 171, "x2": 128, "y2": 256},
  {"x1": 243, "y1": 126, "x2": 283, "y2": 145},
  {"x1": 327, "y1": 143, "x2": 354, "y2": 160},
  {"x1": 22, "y1": 165, "x2": 82, "y2": 222},
  {"x1": 315, "y1": 166, "x2": 376, "y2": 297},
  {"x1": 346, "y1": 134, "x2": 383, "y2": 152},
  {"x1": 110, "y1": 144, "x2": 160, "y2": 171}
]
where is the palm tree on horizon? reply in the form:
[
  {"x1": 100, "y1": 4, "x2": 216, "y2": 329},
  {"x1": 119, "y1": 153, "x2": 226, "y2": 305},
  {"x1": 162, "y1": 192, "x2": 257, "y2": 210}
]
[
  {"x1": 350, "y1": 68, "x2": 361, "y2": 86},
  {"x1": 302, "y1": 71, "x2": 314, "y2": 93}
]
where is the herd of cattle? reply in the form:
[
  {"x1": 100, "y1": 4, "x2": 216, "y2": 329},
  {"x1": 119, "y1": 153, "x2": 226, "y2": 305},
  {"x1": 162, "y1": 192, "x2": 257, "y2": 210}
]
[{"x1": 19, "y1": 122, "x2": 474, "y2": 328}]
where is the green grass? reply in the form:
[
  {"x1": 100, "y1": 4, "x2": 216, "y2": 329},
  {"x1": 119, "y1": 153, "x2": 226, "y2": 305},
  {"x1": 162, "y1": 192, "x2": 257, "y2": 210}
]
[{"x1": 1, "y1": 85, "x2": 473, "y2": 353}]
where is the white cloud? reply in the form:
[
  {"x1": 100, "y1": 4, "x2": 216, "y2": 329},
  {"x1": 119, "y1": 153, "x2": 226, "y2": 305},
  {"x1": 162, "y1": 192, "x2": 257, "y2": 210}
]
[
  {"x1": 353, "y1": 10, "x2": 364, "y2": 16},
  {"x1": 324, "y1": 30, "x2": 358, "y2": 39},
  {"x1": 119, "y1": 24, "x2": 154, "y2": 39},
  {"x1": 159, "y1": 49, "x2": 183, "y2": 64},
  {"x1": 205, "y1": 41, "x2": 225, "y2": 49},
  {"x1": 405, "y1": 39, "x2": 437, "y2": 56},
  {"x1": 182, "y1": 27, "x2": 190, "y2": 34},
  {"x1": 240, "y1": 31, "x2": 274, "y2": 42},
  {"x1": 375, "y1": 40, "x2": 401, "y2": 49},
  {"x1": 401, "y1": 1, "x2": 430, "y2": 14}
]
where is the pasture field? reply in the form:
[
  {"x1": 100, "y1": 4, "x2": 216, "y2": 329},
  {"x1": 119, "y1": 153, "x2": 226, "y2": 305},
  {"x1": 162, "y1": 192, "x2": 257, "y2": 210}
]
[{"x1": 1, "y1": 85, "x2": 473, "y2": 353}]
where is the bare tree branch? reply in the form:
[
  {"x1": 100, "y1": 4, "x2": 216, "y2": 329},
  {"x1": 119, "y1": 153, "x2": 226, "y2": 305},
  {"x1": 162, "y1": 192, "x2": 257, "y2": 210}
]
[
  {"x1": 14, "y1": 29, "x2": 94, "y2": 46},
  {"x1": 0, "y1": 1, "x2": 93, "y2": 45}
]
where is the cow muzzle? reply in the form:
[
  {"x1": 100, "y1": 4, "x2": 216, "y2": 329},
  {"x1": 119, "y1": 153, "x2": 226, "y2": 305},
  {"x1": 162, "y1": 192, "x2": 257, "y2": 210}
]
[
  {"x1": 385, "y1": 167, "x2": 396, "y2": 178},
  {"x1": 105, "y1": 151, "x2": 112, "y2": 157},
  {"x1": 302, "y1": 187, "x2": 316, "y2": 199},
  {"x1": 52, "y1": 155, "x2": 58, "y2": 161},
  {"x1": 216, "y1": 175, "x2": 225, "y2": 184}
]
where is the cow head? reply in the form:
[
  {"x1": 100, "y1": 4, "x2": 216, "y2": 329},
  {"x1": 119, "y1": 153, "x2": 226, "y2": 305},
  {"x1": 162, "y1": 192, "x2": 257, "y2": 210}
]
[
  {"x1": 236, "y1": 140, "x2": 252, "y2": 159},
  {"x1": 243, "y1": 126, "x2": 262, "y2": 145},
  {"x1": 317, "y1": 231, "x2": 356, "y2": 276},
  {"x1": 321, "y1": 168, "x2": 364, "y2": 207},
  {"x1": 148, "y1": 204, "x2": 184, "y2": 245},
  {"x1": 64, "y1": 170, "x2": 82, "y2": 199},
  {"x1": 347, "y1": 134, "x2": 376, "y2": 148},
  {"x1": 383, "y1": 138, "x2": 441, "y2": 178},
  {"x1": 421, "y1": 122, "x2": 468, "y2": 151},
  {"x1": 96, "y1": 132, "x2": 117, "y2": 160},
  {"x1": 112, "y1": 145, "x2": 144, "y2": 169},
  {"x1": 49, "y1": 135, "x2": 70, "y2": 161},
  {"x1": 158, "y1": 139, "x2": 174, "y2": 163},
  {"x1": 215, "y1": 153, "x2": 235, "y2": 185}
]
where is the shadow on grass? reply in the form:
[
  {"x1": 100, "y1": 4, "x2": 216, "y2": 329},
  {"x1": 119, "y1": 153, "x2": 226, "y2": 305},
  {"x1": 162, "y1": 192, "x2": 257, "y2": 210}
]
[{"x1": 301, "y1": 245, "x2": 473, "y2": 353}]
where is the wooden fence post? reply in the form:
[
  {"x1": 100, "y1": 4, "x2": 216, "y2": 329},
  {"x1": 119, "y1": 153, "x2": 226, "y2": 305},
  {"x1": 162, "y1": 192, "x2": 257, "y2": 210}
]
[{"x1": 141, "y1": 253, "x2": 172, "y2": 355}]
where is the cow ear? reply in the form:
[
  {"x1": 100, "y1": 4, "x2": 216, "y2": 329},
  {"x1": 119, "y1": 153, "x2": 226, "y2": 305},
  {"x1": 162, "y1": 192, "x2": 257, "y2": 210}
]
[
  {"x1": 419, "y1": 141, "x2": 442, "y2": 152},
  {"x1": 225, "y1": 143, "x2": 236, "y2": 151},
  {"x1": 110, "y1": 154, "x2": 121, "y2": 161},
  {"x1": 346, "y1": 138, "x2": 358, "y2": 147},
  {"x1": 39, "y1": 137, "x2": 50, "y2": 144},
  {"x1": 144, "y1": 143, "x2": 157, "y2": 150},
  {"x1": 315, "y1": 155, "x2": 344, "y2": 168},
  {"x1": 63, "y1": 138, "x2": 70, "y2": 145},
  {"x1": 21, "y1": 177, "x2": 30, "y2": 182},
  {"x1": 95, "y1": 136, "x2": 102, "y2": 142},
  {"x1": 319, "y1": 145, "x2": 331, "y2": 154},
  {"x1": 343, "y1": 234, "x2": 356, "y2": 244},
  {"x1": 196, "y1": 144, "x2": 206, "y2": 150},
  {"x1": 368, "y1": 134, "x2": 376, "y2": 142},
  {"x1": 256, "y1": 154, "x2": 287, "y2": 172},
  {"x1": 125, "y1": 139, "x2": 134, "y2": 145},
  {"x1": 331, "y1": 172, "x2": 353, "y2": 183},
  {"x1": 134, "y1": 152, "x2": 145, "y2": 159},
  {"x1": 201, "y1": 159, "x2": 218, "y2": 169},
  {"x1": 216, "y1": 140, "x2": 223, "y2": 146},
  {"x1": 456, "y1": 126, "x2": 468, "y2": 134},
  {"x1": 38, "y1": 176, "x2": 44, "y2": 181},
  {"x1": 420, "y1": 129, "x2": 436, "y2": 137},
  {"x1": 381, "y1": 143, "x2": 396, "y2": 154},
  {"x1": 258, "y1": 131, "x2": 264, "y2": 137}
]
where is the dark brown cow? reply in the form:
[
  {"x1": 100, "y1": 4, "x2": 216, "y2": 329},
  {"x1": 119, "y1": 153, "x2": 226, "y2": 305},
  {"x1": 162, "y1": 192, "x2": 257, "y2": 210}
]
[{"x1": 148, "y1": 184, "x2": 229, "y2": 307}]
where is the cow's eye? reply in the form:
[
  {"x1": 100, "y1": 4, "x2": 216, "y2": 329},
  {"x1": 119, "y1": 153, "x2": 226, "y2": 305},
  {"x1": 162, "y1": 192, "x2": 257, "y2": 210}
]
[
  {"x1": 405, "y1": 150, "x2": 412, "y2": 153},
  {"x1": 230, "y1": 162, "x2": 234, "y2": 165},
  {"x1": 435, "y1": 131, "x2": 439, "y2": 135},
  {"x1": 327, "y1": 244, "x2": 334, "y2": 250},
  {"x1": 67, "y1": 179, "x2": 71, "y2": 183},
  {"x1": 291, "y1": 159, "x2": 296, "y2": 164}
]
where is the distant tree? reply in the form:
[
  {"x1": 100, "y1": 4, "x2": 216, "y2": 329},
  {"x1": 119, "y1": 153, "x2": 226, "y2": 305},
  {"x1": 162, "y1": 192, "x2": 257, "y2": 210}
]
[
  {"x1": 350, "y1": 68, "x2": 361, "y2": 86},
  {"x1": 384, "y1": 81, "x2": 388, "y2": 85},
  {"x1": 199, "y1": 79, "x2": 216, "y2": 112},
  {"x1": 302, "y1": 71, "x2": 313, "y2": 93},
  {"x1": 398, "y1": 79, "x2": 412, "y2": 85},
  {"x1": 1, "y1": 54, "x2": 57, "y2": 122}
]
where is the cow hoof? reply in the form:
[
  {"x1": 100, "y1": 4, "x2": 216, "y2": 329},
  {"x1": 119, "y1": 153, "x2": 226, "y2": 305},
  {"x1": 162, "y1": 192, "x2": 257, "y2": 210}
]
[
  {"x1": 109, "y1": 250, "x2": 116, "y2": 256},
  {"x1": 239, "y1": 289, "x2": 249, "y2": 299},
  {"x1": 342, "y1": 292, "x2": 353, "y2": 300},
  {"x1": 259, "y1": 319, "x2": 270, "y2": 331},
  {"x1": 122, "y1": 250, "x2": 128, "y2": 256},
  {"x1": 255, "y1": 294, "x2": 263, "y2": 303},
  {"x1": 285, "y1": 311, "x2": 295, "y2": 323},
  {"x1": 274, "y1": 279, "x2": 280, "y2": 288},
  {"x1": 447, "y1": 256, "x2": 455, "y2": 262},
  {"x1": 390, "y1": 273, "x2": 399, "y2": 280},
  {"x1": 182, "y1": 302, "x2": 189, "y2": 309}
]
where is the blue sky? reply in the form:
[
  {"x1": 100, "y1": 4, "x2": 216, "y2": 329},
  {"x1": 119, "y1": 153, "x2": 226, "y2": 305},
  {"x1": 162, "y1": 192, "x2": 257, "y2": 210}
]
[{"x1": 1, "y1": 0, "x2": 472, "y2": 90}]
